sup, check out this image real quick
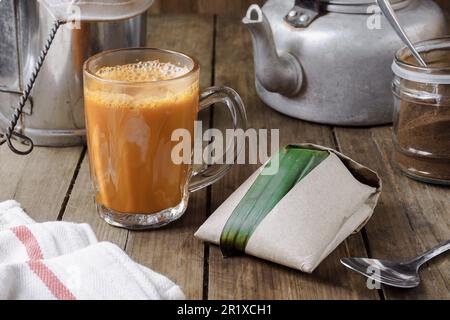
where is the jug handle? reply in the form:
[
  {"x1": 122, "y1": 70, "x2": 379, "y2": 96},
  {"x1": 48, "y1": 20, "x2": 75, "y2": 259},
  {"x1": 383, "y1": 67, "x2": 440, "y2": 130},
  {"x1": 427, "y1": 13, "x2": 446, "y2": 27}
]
[
  {"x1": 0, "y1": 20, "x2": 64, "y2": 155},
  {"x1": 188, "y1": 86, "x2": 247, "y2": 192}
]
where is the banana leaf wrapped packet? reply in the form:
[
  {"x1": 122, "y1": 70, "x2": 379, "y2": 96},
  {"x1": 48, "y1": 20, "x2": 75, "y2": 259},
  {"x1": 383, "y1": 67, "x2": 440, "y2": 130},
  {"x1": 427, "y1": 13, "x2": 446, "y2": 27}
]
[{"x1": 195, "y1": 144, "x2": 382, "y2": 273}]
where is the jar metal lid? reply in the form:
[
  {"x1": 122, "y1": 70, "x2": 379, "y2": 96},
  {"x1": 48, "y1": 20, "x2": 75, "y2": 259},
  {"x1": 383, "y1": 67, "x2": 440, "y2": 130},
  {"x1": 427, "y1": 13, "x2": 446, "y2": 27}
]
[{"x1": 392, "y1": 37, "x2": 450, "y2": 84}]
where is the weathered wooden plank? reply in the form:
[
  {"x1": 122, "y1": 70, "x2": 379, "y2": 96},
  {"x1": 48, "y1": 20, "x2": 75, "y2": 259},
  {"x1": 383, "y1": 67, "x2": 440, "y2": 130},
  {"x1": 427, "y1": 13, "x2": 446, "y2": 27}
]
[
  {"x1": 149, "y1": 0, "x2": 263, "y2": 16},
  {"x1": 207, "y1": 16, "x2": 378, "y2": 300},
  {"x1": 335, "y1": 126, "x2": 450, "y2": 299},
  {"x1": 150, "y1": 0, "x2": 449, "y2": 20},
  {"x1": 0, "y1": 147, "x2": 83, "y2": 221},
  {"x1": 123, "y1": 14, "x2": 214, "y2": 300},
  {"x1": 63, "y1": 152, "x2": 128, "y2": 246},
  {"x1": 150, "y1": 0, "x2": 448, "y2": 19}
]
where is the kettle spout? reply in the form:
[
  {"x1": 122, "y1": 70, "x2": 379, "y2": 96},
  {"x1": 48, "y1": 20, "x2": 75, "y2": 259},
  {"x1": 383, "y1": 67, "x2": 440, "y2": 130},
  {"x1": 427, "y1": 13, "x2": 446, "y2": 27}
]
[{"x1": 243, "y1": 5, "x2": 302, "y2": 96}]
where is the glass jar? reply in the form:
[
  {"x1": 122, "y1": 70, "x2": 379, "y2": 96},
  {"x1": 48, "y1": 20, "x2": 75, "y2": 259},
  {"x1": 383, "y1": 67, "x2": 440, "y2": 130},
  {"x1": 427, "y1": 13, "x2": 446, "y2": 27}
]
[{"x1": 392, "y1": 37, "x2": 450, "y2": 185}]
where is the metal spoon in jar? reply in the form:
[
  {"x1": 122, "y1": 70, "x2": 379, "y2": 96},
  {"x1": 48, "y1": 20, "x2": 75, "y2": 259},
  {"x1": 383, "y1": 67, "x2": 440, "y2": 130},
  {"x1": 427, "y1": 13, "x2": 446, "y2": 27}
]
[
  {"x1": 376, "y1": 0, "x2": 428, "y2": 67},
  {"x1": 341, "y1": 240, "x2": 450, "y2": 288}
]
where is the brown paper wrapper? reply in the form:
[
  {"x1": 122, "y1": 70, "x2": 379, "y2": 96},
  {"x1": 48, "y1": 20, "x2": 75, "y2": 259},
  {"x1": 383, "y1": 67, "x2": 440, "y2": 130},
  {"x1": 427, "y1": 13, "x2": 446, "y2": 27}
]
[{"x1": 195, "y1": 144, "x2": 382, "y2": 273}]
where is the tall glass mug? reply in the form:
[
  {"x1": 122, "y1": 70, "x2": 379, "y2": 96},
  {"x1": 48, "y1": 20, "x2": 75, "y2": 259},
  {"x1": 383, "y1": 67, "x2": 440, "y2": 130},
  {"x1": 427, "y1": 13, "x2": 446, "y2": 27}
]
[{"x1": 83, "y1": 48, "x2": 246, "y2": 229}]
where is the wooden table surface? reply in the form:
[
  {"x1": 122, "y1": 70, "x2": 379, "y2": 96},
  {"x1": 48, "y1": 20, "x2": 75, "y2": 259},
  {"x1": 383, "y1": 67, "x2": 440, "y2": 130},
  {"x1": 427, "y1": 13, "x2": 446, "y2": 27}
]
[{"x1": 1, "y1": 14, "x2": 449, "y2": 300}]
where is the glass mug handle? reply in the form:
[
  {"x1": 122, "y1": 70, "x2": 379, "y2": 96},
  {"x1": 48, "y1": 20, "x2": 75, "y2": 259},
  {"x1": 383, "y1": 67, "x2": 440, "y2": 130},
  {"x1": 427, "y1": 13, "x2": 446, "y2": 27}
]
[{"x1": 188, "y1": 86, "x2": 247, "y2": 192}]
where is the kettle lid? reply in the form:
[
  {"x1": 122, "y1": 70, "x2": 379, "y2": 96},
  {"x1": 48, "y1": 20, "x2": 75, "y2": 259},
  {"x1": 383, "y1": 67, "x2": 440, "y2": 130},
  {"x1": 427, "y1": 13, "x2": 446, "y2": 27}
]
[
  {"x1": 284, "y1": 0, "x2": 411, "y2": 27},
  {"x1": 321, "y1": 0, "x2": 411, "y2": 13}
]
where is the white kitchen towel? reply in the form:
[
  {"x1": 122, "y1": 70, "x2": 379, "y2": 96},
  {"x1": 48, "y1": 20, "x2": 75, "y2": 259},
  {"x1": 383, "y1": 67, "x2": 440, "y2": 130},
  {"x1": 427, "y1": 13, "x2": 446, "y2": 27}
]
[
  {"x1": 0, "y1": 201, "x2": 185, "y2": 300},
  {"x1": 0, "y1": 221, "x2": 97, "y2": 265},
  {"x1": 0, "y1": 200, "x2": 35, "y2": 231},
  {"x1": 0, "y1": 242, "x2": 183, "y2": 300}
]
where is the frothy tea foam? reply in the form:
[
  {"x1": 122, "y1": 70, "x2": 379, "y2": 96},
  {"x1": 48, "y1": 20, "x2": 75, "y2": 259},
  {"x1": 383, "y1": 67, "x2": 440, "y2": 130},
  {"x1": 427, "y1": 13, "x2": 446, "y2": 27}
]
[
  {"x1": 86, "y1": 60, "x2": 198, "y2": 109},
  {"x1": 95, "y1": 60, "x2": 190, "y2": 82}
]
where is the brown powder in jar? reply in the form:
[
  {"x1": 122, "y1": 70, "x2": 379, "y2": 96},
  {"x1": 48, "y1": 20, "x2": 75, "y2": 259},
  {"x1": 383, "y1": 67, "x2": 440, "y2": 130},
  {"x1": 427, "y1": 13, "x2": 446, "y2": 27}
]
[
  {"x1": 395, "y1": 101, "x2": 450, "y2": 182},
  {"x1": 394, "y1": 45, "x2": 450, "y2": 183}
]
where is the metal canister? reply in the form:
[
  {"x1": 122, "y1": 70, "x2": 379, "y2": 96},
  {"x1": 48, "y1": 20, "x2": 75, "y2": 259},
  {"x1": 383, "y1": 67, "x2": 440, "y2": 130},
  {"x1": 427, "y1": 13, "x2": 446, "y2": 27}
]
[{"x1": 0, "y1": 0, "x2": 149, "y2": 146}]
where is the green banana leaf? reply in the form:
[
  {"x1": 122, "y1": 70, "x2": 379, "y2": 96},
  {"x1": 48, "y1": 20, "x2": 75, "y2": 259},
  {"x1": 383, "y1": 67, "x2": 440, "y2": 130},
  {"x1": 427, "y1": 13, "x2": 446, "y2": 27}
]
[{"x1": 220, "y1": 145, "x2": 329, "y2": 257}]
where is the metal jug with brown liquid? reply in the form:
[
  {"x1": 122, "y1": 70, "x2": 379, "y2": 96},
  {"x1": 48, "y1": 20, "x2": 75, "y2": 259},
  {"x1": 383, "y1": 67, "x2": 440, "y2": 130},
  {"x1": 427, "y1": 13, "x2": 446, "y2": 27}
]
[{"x1": 0, "y1": 0, "x2": 153, "y2": 152}]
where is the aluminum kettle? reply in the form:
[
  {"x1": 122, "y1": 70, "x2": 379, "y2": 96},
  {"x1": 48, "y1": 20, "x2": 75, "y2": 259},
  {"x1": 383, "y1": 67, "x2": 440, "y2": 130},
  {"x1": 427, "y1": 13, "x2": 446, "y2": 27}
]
[{"x1": 244, "y1": 0, "x2": 448, "y2": 125}]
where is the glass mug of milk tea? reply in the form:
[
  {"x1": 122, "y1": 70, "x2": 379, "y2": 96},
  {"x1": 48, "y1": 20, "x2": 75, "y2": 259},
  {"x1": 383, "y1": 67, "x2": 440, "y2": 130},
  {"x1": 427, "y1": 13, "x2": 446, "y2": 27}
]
[{"x1": 83, "y1": 48, "x2": 246, "y2": 229}]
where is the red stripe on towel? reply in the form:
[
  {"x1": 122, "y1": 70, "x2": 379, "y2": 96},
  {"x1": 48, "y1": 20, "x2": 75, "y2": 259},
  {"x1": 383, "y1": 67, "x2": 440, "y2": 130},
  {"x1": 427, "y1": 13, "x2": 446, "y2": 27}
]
[
  {"x1": 27, "y1": 260, "x2": 76, "y2": 300},
  {"x1": 11, "y1": 225, "x2": 44, "y2": 260},
  {"x1": 11, "y1": 225, "x2": 76, "y2": 300}
]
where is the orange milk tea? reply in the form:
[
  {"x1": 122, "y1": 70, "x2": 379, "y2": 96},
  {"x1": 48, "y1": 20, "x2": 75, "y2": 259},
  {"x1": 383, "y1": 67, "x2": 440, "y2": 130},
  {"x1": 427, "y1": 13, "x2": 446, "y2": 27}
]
[{"x1": 84, "y1": 61, "x2": 198, "y2": 214}]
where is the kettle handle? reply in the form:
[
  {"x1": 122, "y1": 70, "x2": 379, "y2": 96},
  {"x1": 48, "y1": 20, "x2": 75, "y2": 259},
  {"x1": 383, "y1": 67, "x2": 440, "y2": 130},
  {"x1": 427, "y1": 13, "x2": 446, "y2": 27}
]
[{"x1": 0, "y1": 20, "x2": 64, "y2": 155}]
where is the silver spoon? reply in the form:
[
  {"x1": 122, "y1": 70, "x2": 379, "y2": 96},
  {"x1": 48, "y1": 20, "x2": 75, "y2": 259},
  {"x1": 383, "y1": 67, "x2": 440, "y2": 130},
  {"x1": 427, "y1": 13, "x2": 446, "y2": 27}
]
[
  {"x1": 377, "y1": 0, "x2": 427, "y2": 67},
  {"x1": 341, "y1": 240, "x2": 450, "y2": 288}
]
